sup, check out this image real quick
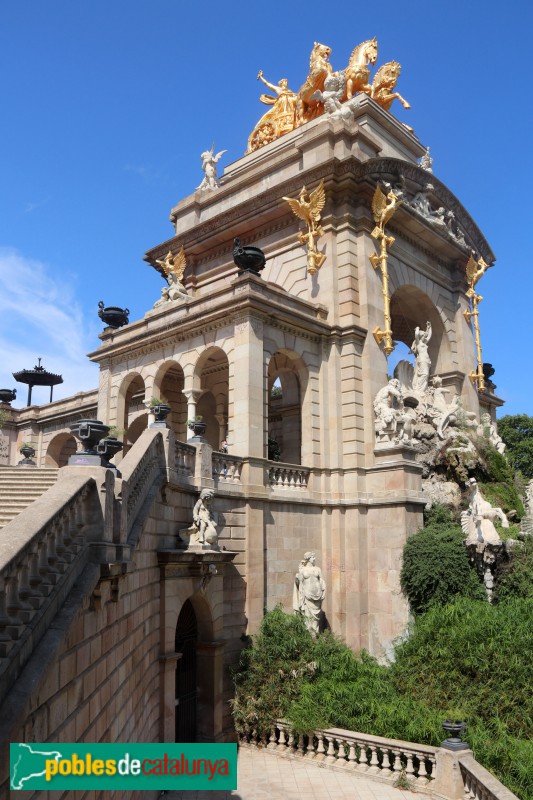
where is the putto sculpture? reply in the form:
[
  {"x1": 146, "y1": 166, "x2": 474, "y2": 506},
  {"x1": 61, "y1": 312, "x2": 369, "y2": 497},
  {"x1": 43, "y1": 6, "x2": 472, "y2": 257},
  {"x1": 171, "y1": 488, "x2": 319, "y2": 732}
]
[
  {"x1": 197, "y1": 145, "x2": 227, "y2": 191},
  {"x1": 283, "y1": 180, "x2": 326, "y2": 276},
  {"x1": 178, "y1": 488, "x2": 219, "y2": 550},
  {"x1": 293, "y1": 552, "x2": 326, "y2": 637},
  {"x1": 153, "y1": 247, "x2": 188, "y2": 307}
]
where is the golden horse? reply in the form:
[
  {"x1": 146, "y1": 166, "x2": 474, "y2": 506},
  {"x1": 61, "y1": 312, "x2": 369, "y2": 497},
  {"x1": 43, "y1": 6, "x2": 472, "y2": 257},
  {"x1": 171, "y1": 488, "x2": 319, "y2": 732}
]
[
  {"x1": 342, "y1": 38, "x2": 378, "y2": 102},
  {"x1": 371, "y1": 61, "x2": 411, "y2": 111},
  {"x1": 295, "y1": 42, "x2": 332, "y2": 126}
]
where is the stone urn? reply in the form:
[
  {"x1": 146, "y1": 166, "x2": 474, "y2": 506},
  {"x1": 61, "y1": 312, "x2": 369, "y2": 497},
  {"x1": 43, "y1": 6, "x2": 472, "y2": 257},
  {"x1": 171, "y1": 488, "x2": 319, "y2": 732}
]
[
  {"x1": 69, "y1": 419, "x2": 110, "y2": 454},
  {"x1": 441, "y1": 720, "x2": 468, "y2": 751},
  {"x1": 188, "y1": 419, "x2": 207, "y2": 439},
  {"x1": 18, "y1": 444, "x2": 36, "y2": 466},
  {"x1": 149, "y1": 403, "x2": 172, "y2": 428},
  {"x1": 0, "y1": 388, "x2": 16, "y2": 405},
  {"x1": 97, "y1": 436, "x2": 124, "y2": 466},
  {"x1": 98, "y1": 301, "x2": 130, "y2": 329},
  {"x1": 233, "y1": 238, "x2": 266, "y2": 276}
]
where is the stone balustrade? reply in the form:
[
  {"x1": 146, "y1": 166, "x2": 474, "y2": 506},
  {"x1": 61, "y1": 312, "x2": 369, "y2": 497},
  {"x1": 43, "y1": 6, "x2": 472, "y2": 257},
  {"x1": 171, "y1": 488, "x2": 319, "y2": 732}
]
[
  {"x1": 175, "y1": 440, "x2": 196, "y2": 480},
  {"x1": 0, "y1": 473, "x2": 97, "y2": 703},
  {"x1": 245, "y1": 721, "x2": 436, "y2": 785},
  {"x1": 459, "y1": 753, "x2": 520, "y2": 800},
  {"x1": 268, "y1": 462, "x2": 310, "y2": 490},
  {"x1": 119, "y1": 431, "x2": 166, "y2": 541},
  {"x1": 212, "y1": 452, "x2": 243, "y2": 483}
]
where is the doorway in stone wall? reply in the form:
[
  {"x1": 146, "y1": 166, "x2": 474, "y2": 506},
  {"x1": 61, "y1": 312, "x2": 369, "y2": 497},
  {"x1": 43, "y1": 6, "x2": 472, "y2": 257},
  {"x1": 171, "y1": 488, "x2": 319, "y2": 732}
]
[{"x1": 175, "y1": 599, "x2": 198, "y2": 742}]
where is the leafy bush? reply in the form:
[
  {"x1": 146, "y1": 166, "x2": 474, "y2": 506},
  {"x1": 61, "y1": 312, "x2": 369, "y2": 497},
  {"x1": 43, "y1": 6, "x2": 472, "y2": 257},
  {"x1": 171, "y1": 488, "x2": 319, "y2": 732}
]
[
  {"x1": 232, "y1": 603, "x2": 533, "y2": 798},
  {"x1": 400, "y1": 506, "x2": 485, "y2": 614},
  {"x1": 494, "y1": 537, "x2": 533, "y2": 601},
  {"x1": 498, "y1": 414, "x2": 533, "y2": 478}
]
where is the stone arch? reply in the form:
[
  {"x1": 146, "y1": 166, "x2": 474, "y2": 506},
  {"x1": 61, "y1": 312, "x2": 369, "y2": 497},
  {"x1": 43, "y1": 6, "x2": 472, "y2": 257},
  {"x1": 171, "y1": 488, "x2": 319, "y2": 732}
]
[
  {"x1": 267, "y1": 350, "x2": 309, "y2": 465},
  {"x1": 153, "y1": 361, "x2": 187, "y2": 442},
  {"x1": 116, "y1": 373, "x2": 147, "y2": 451},
  {"x1": 193, "y1": 347, "x2": 229, "y2": 450},
  {"x1": 389, "y1": 284, "x2": 454, "y2": 376},
  {"x1": 45, "y1": 432, "x2": 78, "y2": 467}
]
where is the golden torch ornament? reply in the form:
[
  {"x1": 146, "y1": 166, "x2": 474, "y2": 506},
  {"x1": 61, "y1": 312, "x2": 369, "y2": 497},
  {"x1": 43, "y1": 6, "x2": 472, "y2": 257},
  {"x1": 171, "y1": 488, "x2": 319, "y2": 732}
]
[
  {"x1": 283, "y1": 180, "x2": 327, "y2": 276},
  {"x1": 370, "y1": 184, "x2": 402, "y2": 356},
  {"x1": 464, "y1": 253, "x2": 489, "y2": 392}
]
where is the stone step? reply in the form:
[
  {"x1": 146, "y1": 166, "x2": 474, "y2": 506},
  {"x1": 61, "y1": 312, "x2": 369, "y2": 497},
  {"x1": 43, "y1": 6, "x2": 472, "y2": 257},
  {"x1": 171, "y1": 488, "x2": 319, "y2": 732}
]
[{"x1": 0, "y1": 468, "x2": 60, "y2": 528}]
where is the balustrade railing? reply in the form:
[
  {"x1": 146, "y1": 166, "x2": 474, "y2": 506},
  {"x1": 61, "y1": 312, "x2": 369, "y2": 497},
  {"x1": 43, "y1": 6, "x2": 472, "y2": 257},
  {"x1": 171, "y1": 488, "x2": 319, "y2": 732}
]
[
  {"x1": 268, "y1": 463, "x2": 310, "y2": 490},
  {"x1": 212, "y1": 452, "x2": 243, "y2": 484},
  {"x1": 120, "y1": 431, "x2": 166, "y2": 541},
  {"x1": 459, "y1": 754, "x2": 519, "y2": 800},
  {"x1": 240, "y1": 721, "x2": 436, "y2": 786},
  {"x1": 175, "y1": 440, "x2": 196, "y2": 479},
  {"x1": 0, "y1": 474, "x2": 96, "y2": 700}
]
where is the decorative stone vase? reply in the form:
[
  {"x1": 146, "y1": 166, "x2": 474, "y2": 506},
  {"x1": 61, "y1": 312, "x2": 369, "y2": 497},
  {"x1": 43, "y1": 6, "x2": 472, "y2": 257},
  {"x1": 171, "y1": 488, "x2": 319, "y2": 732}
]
[
  {"x1": 150, "y1": 403, "x2": 172, "y2": 428},
  {"x1": 233, "y1": 238, "x2": 266, "y2": 275},
  {"x1": 188, "y1": 420, "x2": 207, "y2": 439},
  {"x1": 441, "y1": 720, "x2": 468, "y2": 751},
  {"x1": 98, "y1": 301, "x2": 130, "y2": 329},
  {"x1": 18, "y1": 445, "x2": 36, "y2": 466},
  {"x1": 97, "y1": 436, "x2": 124, "y2": 465},
  {"x1": 69, "y1": 419, "x2": 110, "y2": 454},
  {"x1": 0, "y1": 388, "x2": 16, "y2": 405}
]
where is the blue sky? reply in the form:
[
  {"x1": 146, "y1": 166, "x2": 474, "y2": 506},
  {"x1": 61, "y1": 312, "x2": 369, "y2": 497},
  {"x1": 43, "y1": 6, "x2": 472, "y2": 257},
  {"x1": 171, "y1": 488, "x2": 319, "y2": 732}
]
[{"x1": 0, "y1": 1, "x2": 531, "y2": 414}]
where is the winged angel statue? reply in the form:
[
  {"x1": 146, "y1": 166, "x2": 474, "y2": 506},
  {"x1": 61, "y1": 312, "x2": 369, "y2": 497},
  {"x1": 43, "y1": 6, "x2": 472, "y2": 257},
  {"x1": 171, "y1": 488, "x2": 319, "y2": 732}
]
[
  {"x1": 283, "y1": 179, "x2": 327, "y2": 275},
  {"x1": 153, "y1": 247, "x2": 188, "y2": 307},
  {"x1": 197, "y1": 145, "x2": 227, "y2": 190}
]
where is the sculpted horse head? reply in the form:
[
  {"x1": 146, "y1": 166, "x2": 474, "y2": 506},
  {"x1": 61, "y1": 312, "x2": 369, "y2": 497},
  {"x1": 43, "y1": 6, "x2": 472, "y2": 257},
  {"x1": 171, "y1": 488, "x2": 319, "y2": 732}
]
[
  {"x1": 371, "y1": 61, "x2": 410, "y2": 111},
  {"x1": 343, "y1": 38, "x2": 378, "y2": 101},
  {"x1": 295, "y1": 42, "x2": 333, "y2": 125}
]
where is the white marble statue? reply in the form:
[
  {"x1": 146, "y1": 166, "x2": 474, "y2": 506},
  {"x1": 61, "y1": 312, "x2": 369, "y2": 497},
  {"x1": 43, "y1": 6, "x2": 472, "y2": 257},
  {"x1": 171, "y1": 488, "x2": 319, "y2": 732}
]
[
  {"x1": 419, "y1": 147, "x2": 433, "y2": 173},
  {"x1": 312, "y1": 71, "x2": 350, "y2": 119},
  {"x1": 373, "y1": 378, "x2": 413, "y2": 445},
  {"x1": 479, "y1": 413, "x2": 506, "y2": 455},
  {"x1": 410, "y1": 185, "x2": 434, "y2": 218},
  {"x1": 178, "y1": 488, "x2": 219, "y2": 549},
  {"x1": 461, "y1": 477, "x2": 508, "y2": 547},
  {"x1": 424, "y1": 376, "x2": 459, "y2": 439},
  {"x1": 411, "y1": 321, "x2": 432, "y2": 395},
  {"x1": 293, "y1": 552, "x2": 326, "y2": 637},
  {"x1": 197, "y1": 145, "x2": 227, "y2": 191}
]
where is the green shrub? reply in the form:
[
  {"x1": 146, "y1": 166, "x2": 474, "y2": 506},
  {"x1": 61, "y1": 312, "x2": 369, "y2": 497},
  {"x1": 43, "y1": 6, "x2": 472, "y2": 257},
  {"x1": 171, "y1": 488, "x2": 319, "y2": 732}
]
[
  {"x1": 494, "y1": 538, "x2": 533, "y2": 601},
  {"x1": 400, "y1": 508, "x2": 485, "y2": 614}
]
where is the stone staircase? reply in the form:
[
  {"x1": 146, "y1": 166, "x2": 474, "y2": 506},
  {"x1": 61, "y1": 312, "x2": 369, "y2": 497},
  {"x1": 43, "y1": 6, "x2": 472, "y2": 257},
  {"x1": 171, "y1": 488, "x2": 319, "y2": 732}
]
[{"x1": 0, "y1": 466, "x2": 60, "y2": 529}]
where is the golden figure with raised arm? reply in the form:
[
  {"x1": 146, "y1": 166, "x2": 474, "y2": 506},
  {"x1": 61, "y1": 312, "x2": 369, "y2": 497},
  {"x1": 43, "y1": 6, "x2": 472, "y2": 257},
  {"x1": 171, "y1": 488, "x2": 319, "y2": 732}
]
[{"x1": 247, "y1": 70, "x2": 298, "y2": 153}]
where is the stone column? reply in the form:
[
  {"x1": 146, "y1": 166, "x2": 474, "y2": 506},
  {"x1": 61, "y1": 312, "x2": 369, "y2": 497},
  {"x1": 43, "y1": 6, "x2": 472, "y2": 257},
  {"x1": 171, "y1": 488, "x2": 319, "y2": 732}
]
[
  {"x1": 232, "y1": 312, "x2": 264, "y2": 459},
  {"x1": 159, "y1": 652, "x2": 183, "y2": 742},
  {"x1": 182, "y1": 388, "x2": 202, "y2": 440}
]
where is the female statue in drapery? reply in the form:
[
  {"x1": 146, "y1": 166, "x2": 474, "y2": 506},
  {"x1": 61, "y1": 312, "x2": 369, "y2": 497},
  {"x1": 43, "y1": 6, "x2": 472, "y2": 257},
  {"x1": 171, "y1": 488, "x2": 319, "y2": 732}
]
[
  {"x1": 411, "y1": 321, "x2": 432, "y2": 395},
  {"x1": 293, "y1": 552, "x2": 326, "y2": 636},
  {"x1": 247, "y1": 71, "x2": 297, "y2": 153}
]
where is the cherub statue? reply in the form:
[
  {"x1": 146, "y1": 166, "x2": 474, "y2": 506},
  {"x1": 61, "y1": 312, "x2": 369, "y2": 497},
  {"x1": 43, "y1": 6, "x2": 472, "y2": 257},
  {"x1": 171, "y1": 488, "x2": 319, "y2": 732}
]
[
  {"x1": 192, "y1": 489, "x2": 218, "y2": 547},
  {"x1": 419, "y1": 147, "x2": 433, "y2": 173},
  {"x1": 197, "y1": 145, "x2": 227, "y2": 191},
  {"x1": 311, "y1": 72, "x2": 350, "y2": 119},
  {"x1": 153, "y1": 247, "x2": 188, "y2": 307}
]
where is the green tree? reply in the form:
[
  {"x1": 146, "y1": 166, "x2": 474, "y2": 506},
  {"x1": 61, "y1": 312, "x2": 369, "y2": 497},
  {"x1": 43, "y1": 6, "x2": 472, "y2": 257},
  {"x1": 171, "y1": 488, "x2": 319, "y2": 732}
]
[{"x1": 497, "y1": 414, "x2": 533, "y2": 478}]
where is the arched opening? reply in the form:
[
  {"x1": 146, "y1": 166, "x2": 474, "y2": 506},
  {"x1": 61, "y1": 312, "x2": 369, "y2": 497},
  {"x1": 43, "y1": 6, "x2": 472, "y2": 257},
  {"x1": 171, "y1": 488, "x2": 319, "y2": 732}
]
[
  {"x1": 117, "y1": 373, "x2": 146, "y2": 452},
  {"x1": 194, "y1": 348, "x2": 229, "y2": 450},
  {"x1": 175, "y1": 599, "x2": 198, "y2": 742},
  {"x1": 154, "y1": 362, "x2": 187, "y2": 442},
  {"x1": 267, "y1": 351, "x2": 305, "y2": 465},
  {"x1": 390, "y1": 286, "x2": 450, "y2": 377},
  {"x1": 45, "y1": 432, "x2": 78, "y2": 467}
]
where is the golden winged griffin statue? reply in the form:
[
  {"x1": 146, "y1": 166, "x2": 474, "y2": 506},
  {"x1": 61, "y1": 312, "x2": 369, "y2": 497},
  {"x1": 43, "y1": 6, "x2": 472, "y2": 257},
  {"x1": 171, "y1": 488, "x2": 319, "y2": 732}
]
[
  {"x1": 153, "y1": 247, "x2": 189, "y2": 307},
  {"x1": 247, "y1": 39, "x2": 410, "y2": 152},
  {"x1": 283, "y1": 179, "x2": 327, "y2": 275}
]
